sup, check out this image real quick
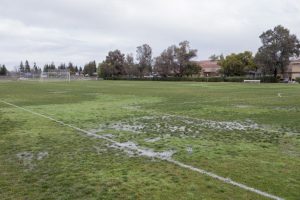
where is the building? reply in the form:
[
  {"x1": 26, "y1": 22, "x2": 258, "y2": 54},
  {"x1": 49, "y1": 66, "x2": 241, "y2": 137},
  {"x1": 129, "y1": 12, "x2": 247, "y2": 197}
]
[
  {"x1": 286, "y1": 59, "x2": 300, "y2": 81},
  {"x1": 196, "y1": 60, "x2": 221, "y2": 77}
]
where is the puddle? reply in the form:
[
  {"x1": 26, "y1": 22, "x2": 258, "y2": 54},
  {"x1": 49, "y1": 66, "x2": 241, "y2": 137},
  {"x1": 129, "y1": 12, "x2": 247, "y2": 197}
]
[
  {"x1": 37, "y1": 152, "x2": 48, "y2": 160},
  {"x1": 48, "y1": 91, "x2": 69, "y2": 94},
  {"x1": 109, "y1": 141, "x2": 175, "y2": 160},
  {"x1": 91, "y1": 115, "x2": 260, "y2": 140},
  {"x1": 235, "y1": 105, "x2": 251, "y2": 108},
  {"x1": 186, "y1": 147, "x2": 193, "y2": 154},
  {"x1": 144, "y1": 137, "x2": 161, "y2": 143}
]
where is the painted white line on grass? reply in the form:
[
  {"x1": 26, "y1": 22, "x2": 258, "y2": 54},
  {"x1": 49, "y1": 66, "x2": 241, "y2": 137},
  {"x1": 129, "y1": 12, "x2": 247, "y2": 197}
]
[{"x1": 0, "y1": 100, "x2": 284, "y2": 200}]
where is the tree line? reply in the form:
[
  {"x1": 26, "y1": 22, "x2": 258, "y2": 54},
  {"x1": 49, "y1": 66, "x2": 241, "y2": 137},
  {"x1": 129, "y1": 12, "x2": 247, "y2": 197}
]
[
  {"x1": 17, "y1": 61, "x2": 94, "y2": 76},
  {"x1": 98, "y1": 25, "x2": 300, "y2": 79},
  {"x1": 98, "y1": 41, "x2": 200, "y2": 78},
  {"x1": 2, "y1": 25, "x2": 299, "y2": 79}
]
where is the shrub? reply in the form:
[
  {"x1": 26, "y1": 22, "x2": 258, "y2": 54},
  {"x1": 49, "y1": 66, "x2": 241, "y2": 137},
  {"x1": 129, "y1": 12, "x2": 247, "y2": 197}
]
[
  {"x1": 224, "y1": 77, "x2": 245, "y2": 82},
  {"x1": 296, "y1": 77, "x2": 300, "y2": 83},
  {"x1": 260, "y1": 76, "x2": 278, "y2": 83}
]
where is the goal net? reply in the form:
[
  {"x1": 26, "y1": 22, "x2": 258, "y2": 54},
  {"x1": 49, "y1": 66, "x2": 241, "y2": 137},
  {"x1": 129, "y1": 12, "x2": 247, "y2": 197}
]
[{"x1": 40, "y1": 69, "x2": 71, "y2": 82}]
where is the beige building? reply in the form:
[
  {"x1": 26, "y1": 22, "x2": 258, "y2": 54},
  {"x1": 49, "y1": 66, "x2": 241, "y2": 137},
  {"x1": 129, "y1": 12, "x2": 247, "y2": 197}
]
[
  {"x1": 286, "y1": 59, "x2": 300, "y2": 80},
  {"x1": 196, "y1": 60, "x2": 221, "y2": 77}
]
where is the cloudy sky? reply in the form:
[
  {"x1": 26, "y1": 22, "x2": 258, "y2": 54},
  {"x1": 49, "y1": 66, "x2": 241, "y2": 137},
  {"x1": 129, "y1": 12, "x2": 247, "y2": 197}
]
[{"x1": 0, "y1": 0, "x2": 300, "y2": 69}]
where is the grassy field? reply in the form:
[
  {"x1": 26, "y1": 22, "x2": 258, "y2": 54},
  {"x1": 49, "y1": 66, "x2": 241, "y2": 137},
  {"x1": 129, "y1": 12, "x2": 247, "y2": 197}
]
[{"x1": 0, "y1": 80, "x2": 299, "y2": 200}]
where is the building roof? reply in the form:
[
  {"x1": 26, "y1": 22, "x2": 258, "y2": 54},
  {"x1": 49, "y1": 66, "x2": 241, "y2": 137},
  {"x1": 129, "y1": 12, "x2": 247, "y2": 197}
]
[
  {"x1": 196, "y1": 60, "x2": 221, "y2": 73},
  {"x1": 290, "y1": 59, "x2": 300, "y2": 65}
]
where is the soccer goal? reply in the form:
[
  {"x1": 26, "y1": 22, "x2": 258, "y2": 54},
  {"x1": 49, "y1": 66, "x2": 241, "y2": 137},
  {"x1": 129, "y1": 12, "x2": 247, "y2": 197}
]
[{"x1": 40, "y1": 69, "x2": 71, "y2": 82}]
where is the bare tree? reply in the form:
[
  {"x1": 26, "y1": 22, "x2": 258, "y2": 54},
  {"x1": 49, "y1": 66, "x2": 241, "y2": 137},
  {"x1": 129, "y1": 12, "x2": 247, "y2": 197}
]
[
  {"x1": 154, "y1": 45, "x2": 177, "y2": 77},
  {"x1": 136, "y1": 44, "x2": 152, "y2": 77},
  {"x1": 174, "y1": 41, "x2": 197, "y2": 76}
]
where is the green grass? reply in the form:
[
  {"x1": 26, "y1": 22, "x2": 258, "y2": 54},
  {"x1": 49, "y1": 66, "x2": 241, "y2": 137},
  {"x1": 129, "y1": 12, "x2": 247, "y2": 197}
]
[{"x1": 0, "y1": 80, "x2": 299, "y2": 200}]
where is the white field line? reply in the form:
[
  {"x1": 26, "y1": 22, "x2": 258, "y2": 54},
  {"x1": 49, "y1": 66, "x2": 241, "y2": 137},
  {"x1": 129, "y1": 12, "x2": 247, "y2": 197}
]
[{"x1": 0, "y1": 100, "x2": 284, "y2": 200}]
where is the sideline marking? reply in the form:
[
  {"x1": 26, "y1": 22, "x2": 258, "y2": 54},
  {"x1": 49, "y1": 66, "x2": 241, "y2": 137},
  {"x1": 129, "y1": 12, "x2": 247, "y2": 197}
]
[{"x1": 0, "y1": 100, "x2": 284, "y2": 200}]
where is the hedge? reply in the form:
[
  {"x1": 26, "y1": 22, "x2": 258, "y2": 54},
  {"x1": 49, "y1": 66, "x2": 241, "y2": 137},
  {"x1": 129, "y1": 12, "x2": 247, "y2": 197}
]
[
  {"x1": 103, "y1": 76, "x2": 278, "y2": 83},
  {"x1": 296, "y1": 77, "x2": 300, "y2": 83}
]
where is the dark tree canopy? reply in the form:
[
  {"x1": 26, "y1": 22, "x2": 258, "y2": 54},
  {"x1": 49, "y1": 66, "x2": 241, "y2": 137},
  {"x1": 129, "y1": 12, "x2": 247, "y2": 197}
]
[
  {"x1": 124, "y1": 54, "x2": 139, "y2": 77},
  {"x1": 209, "y1": 54, "x2": 223, "y2": 61},
  {"x1": 154, "y1": 45, "x2": 177, "y2": 77},
  {"x1": 83, "y1": 61, "x2": 97, "y2": 76},
  {"x1": 174, "y1": 41, "x2": 197, "y2": 76},
  {"x1": 99, "y1": 50, "x2": 126, "y2": 77},
  {"x1": 67, "y1": 62, "x2": 78, "y2": 75},
  {"x1": 154, "y1": 41, "x2": 198, "y2": 77},
  {"x1": 183, "y1": 62, "x2": 201, "y2": 77},
  {"x1": 136, "y1": 44, "x2": 152, "y2": 77},
  {"x1": 255, "y1": 25, "x2": 300, "y2": 77},
  {"x1": 33, "y1": 62, "x2": 39, "y2": 73},
  {"x1": 0, "y1": 65, "x2": 8, "y2": 76},
  {"x1": 25, "y1": 60, "x2": 31, "y2": 73},
  {"x1": 19, "y1": 61, "x2": 24, "y2": 73},
  {"x1": 58, "y1": 63, "x2": 66, "y2": 70},
  {"x1": 218, "y1": 51, "x2": 256, "y2": 76},
  {"x1": 43, "y1": 62, "x2": 56, "y2": 72}
]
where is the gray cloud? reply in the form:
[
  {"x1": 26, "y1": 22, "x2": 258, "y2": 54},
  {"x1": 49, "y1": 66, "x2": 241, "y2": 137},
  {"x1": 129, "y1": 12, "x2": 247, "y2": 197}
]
[{"x1": 0, "y1": 0, "x2": 299, "y2": 69}]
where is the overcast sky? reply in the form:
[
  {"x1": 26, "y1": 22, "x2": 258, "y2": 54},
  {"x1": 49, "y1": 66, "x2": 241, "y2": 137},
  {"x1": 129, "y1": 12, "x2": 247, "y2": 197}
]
[{"x1": 0, "y1": 0, "x2": 300, "y2": 69}]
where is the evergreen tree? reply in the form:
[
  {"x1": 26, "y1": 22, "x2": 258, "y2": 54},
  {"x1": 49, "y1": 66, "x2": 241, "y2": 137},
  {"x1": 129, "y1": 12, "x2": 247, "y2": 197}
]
[
  {"x1": 33, "y1": 62, "x2": 39, "y2": 73},
  {"x1": 43, "y1": 64, "x2": 49, "y2": 72},
  {"x1": 67, "y1": 62, "x2": 75, "y2": 75},
  {"x1": 25, "y1": 60, "x2": 31, "y2": 73},
  {"x1": 58, "y1": 63, "x2": 66, "y2": 70},
  {"x1": 19, "y1": 61, "x2": 25, "y2": 73},
  {"x1": 0, "y1": 65, "x2": 8, "y2": 76}
]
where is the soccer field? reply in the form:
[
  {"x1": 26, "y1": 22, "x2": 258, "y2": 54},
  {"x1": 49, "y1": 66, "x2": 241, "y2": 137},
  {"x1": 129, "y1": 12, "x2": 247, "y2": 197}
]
[{"x1": 0, "y1": 81, "x2": 299, "y2": 200}]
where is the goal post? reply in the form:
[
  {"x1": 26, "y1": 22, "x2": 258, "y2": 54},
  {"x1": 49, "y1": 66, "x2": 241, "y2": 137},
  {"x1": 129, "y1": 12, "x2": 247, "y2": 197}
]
[{"x1": 40, "y1": 69, "x2": 71, "y2": 82}]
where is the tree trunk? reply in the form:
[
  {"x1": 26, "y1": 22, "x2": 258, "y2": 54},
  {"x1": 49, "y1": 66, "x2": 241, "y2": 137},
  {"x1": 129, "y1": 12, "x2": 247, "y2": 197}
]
[{"x1": 274, "y1": 68, "x2": 277, "y2": 78}]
